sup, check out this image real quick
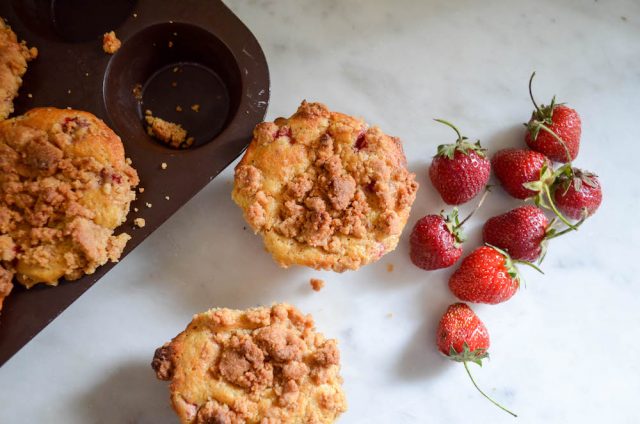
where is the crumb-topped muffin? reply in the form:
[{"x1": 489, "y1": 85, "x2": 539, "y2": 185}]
[
  {"x1": 152, "y1": 303, "x2": 347, "y2": 424},
  {"x1": 0, "y1": 108, "x2": 139, "y2": 300},
  {"x1": 232, "y1": 101, "x2": 418, "y2": 272},
  {"x1": 0, "y1": 18, "x2": 37, "y2": 120}
]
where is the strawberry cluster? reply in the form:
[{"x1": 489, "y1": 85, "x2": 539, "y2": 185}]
[{"x1": 416, "y1": 73, "x2": 603, "y2": 416}]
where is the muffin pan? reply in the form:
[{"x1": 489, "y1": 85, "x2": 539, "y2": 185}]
[{"x1": 0, "y1": 0, "x2": 270, "y2": 365}]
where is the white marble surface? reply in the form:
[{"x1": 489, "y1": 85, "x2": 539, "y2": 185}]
[{"x1": 1, "y1": 0, "x2": 639, "y2": 422}]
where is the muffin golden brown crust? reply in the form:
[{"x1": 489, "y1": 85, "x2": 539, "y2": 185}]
[
  {"x1": 152, "y1": 304, "x2": 347, "y2": 424},
  {"x1": 0, "y1": 18, "x2": 37, "y2": 120},
  {"x1": 0, "y1": 108, "x2": 139, "y2": 294},
  {"x1": 232, "y1": 101, "x2": 418, "y2": 272}
]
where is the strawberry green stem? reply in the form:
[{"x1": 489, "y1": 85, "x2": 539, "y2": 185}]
[
  {"x1": 514, "y1": 260, "x2": 545, "y2": 274},
  {"x1": 528, "y1": 71, "x2": 542, "y2": 115},
  {"x1": 543, "y1": 184, "x2": 577, "y2": 230},
  {"x1": 434, "y1": 118, "x2": 463, "y2": 143},
  {"x1": 536, "y1": 122, "x2": 573, "y2": 163},
  {"x1": 463, "y1": 362, "x2": 518, "y2": 418},
  {"x1": 458, "y1": 188, "x2": 490, "y2": 228},
  {"x1": 546, "y1": 212, "x2": 587, "y2": 240}
]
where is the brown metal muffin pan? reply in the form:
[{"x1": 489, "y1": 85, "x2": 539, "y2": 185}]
[{"x1": 0, "y1": 0, "x2": 270, "y2": 366}]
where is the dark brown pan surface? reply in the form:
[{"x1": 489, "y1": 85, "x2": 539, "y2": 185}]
[{"x1": 0, "y1": 0, "x2": 270, "y2": 366}]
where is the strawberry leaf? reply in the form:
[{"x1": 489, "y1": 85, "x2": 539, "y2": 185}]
[{"x1": 447, "y1": 342, "x2": 489, "y2": 366}]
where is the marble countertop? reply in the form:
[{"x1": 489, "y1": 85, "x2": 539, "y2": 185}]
[{"x1": 1, "y1": 0, "x2": 639, "y2": 422}]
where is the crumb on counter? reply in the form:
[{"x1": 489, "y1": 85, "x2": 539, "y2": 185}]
[
  {"x1": 134, "y1": 207, "x2": 139, "y2": 212},
  {"x1": 67, "y1": 89, "x2": 71, "y2": 94},
  {"x1": 172, "y1": 67, "x2": 179, "y2": 73},
  {"x1": 27, "y1": 93, "x2": 32, "y2": 98},
  {"x1": 132, "y1": 83, "x2": 142, "y2": 101},
  {"x1": 161, "y1": 162, "x2": 167, "y2": 170},
  {"x1": 102, "y1": 31, "x2": 121, "y2": 54},
  {"x1": 191, "y1": 104, "x2": 200, "y2": 112},
  {"x1": 387, "y1": 263, "x2": 394, "y2": 273},
  {"x1": 145, "y1": 202, "x2": 152, "y2": 208},
  {"x1": 176, "y1": 105, "x2": 182, "y2": 112},
  {"x1": 145, "y1": 111, "x2": 191, "y2": 149},
  {"x1": 134, "y1": 218, "x2": 146, "y2": 228},
  {"x1": 139, "y1": 187, "x2": 145, "y2": 193},
  {"x1": 310, "y1": 278, "x2": 325, "y2": 292},
  {"x1": 165, "y1": 195, "x2": 170, "y2": 200},
  {"x1": 133, "y1": 13, "x2": 138, "y2": 18}
]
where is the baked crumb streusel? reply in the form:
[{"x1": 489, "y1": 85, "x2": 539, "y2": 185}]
[
  {"x1": 0, "y1": 18, "x2": 37, "y2": 120},
  {"x1": 153, "y1": 303, "x2": 347, "y2": 424},
  {"x1": 232, "y1": 101, "x2": 418, "y2": 272},
  {"x1": 0, "y1": 108, "x2": 139, "y2": 301}
]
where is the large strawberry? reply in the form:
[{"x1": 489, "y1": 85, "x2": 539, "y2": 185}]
[
  {"x1": 492, "y1": 148, "x2": 576, "y2": 229},
  {"x1": 437, "y1": 303, "x2": 517, "y2": 417},
  {"x1": 449, "y1": 245, "x2": 541, "y2": 305},
  {"x1": 525, "y1": 72, "x2": 581, "y2": 163},
  {"x1": 429, "y1": 119, "x2": 490, "y2": 205},
  {"x1": 553, "y1": 167, "x2": 602, "y2": 220},
  {"x1": 410, "y1": 191, "x2": 489, "y2": 270}
]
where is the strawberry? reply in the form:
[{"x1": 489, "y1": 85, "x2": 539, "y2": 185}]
[
  {"x1": 429, "y1": 119, "x2": 490, "y2": 205},
  {"x1": 525, "y1": 72, "x2": 581, "y2": 163},
  {"x1": 491, "y1": 148, "x2": 550, "y2": 200},
  {"x1": 483, "y1": 206, "x2": 549, "y2": 262},
  {"x1": 437, "y1": 303, "x2": 517, "y2": 417},
  {"x1": 449, "y1": 245, "x2": 541, "y2": 305},
  {"x1": 492, "y1": 148, "x2": 576, "y2": 229},
  {"x1": 410, "y1": 191, "x2": 489, "y2": 270},
  {"x1": 410, "y1": 211, "x2": 463, "y2": 270},
  {"x1": 554, "y1": 167, "x2": 602, "y2": 220}
]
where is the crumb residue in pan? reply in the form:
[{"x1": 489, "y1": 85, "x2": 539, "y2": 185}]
[
  {"x1": 134, "y1": 218, "x2": 146, "y2": 228},
  {"x1": 144, "y1": 110, "x2": 194, "y2": 149},
  {"x1": 102, "y1": 31, "x2": 121, "y2": 54},
  {"x1": 132, "y1": 83, "x2": 142, "y2": 101}
]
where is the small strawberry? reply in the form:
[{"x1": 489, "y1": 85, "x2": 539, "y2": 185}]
[
  {"x1": 483, "y1": 206, "x2": 549, "y2": 262},
  {"x1": 492, "y1": 148, "x2": 576, "y2": 229},
  {"x1": 449, "y1": 245, "x2": 542, "y2": 305},
  {"x1": 437, "y1": 303, "x2": 517, "y2": 417},
  {"x1": 429, "y1": 119, "x2": 490, "y2": 205},
  {"x1": 525, "y1": 72, "x2": 581, "y2": 163},
  {"x1": 410, "y1": 211, "x2": 463, "y2": 270},
  {"x1": 553, "y1": 167, "x2": 602, "y2": 220},
  {"x1": 410, "y1": 191, "x2": 489, "y2": 270}
]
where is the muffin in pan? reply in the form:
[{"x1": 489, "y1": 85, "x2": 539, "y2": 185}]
[
  {"x1": 0, "y1": 18, "x2": 37, "y2": 120},
  {"x1": 0, "y1": 108, "x2": 139, "y2": 306},
  {"x1": 232, "y1": 101, "x2": 418, "y2": 272},
  {"x1": 152, "y1": 303, "x2": 347, "y2": 424}
]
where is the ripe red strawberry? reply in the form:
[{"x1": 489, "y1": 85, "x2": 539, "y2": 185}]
[
  {"x1": 410, "y1": 192, "x2": 489, "y2": 270},
  {"x1": 437, "y1": 303, "x2": 517, "y2": 417},
  {"x1": 525, "y1": 72, "x2": 581, "y2": 163},
  {"x1": 491, "y1": 148, "x2": 550, "y2": 200},
  {"x1": 492, "y1": 148, "x2": 576, "y2": 229},
  {"x1": 554, "y1": 167, "x2": 602, "y2": 220},
  {"x1": 483, "y1": 206, "x2": 549, "y2": 261},
  {"x1": 410, "y1": 211, "x2": 463, "y2": 270},
  {"x1": 449, "y1": 245, "x2": 541, "y2": 305},
  {"x1": 429, "y1": 119, "x2": 490, "y2": 205}
]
